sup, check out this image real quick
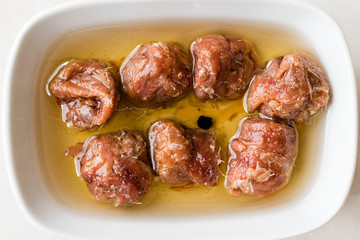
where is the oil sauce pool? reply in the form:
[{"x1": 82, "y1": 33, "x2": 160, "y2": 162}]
[{"x1": 36, "y1": 20, "x2": 326, "y2": 216}]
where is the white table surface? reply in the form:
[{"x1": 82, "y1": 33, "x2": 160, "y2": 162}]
[{"x1": 1, "y1": 0, "x2": 359, "y2": 239}]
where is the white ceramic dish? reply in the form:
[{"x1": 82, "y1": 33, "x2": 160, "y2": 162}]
[{"x1": 2, "y1": 0, "x2": 357, "y2": 239}]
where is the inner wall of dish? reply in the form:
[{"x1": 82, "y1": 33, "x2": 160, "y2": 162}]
[{"x1": 36, "y1": 20, "x2": 326, "y2": 217}]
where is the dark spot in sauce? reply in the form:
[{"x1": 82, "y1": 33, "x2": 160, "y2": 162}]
[
  {"x1": 197, "y1": 116, "x2": 213, "y2": 130},
  {"x1": 229, "y1": 112, "x2": 239, "y2": 121}
]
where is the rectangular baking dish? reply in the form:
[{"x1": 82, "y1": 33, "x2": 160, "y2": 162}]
[{"x1": 2, "y1": 0, "x2": 357, "y2": 239}]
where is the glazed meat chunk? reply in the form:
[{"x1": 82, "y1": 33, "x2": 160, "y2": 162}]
[
  {"x1": 149, "y1": 120, "x2": 192, "y2": 186},
  {"x1": 149, "y1": 120, "x2": 220, "y2": 186},
  {"x1": 226, "y1": 117, "x2": 298, "y2": 197},
  {"x1": 49, "y1": 59, "x2": 119, "y2": 129},
  {"x1": 120, "y1": 42, "x2": 192, "y2": 107},
  {"x1": 186, "y1": 129, "x2": 220, "y2": 185},
  {"x1": 246, "y1": 53, "x2": 331, "y2": 123},
  {"x1": 66, "y1": 131, "x2": 152, "y2": 207},
  {"x1": 191, "y1": 34, "x2": 259, "y2": 101}
]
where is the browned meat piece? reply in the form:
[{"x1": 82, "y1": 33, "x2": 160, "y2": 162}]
[
  {"x1": 246, "y1": 53, "x2": 330, "y2": 123},
  {"x1": 49, "y1": 59, "x2": 119, "y2": 129},
  {"x1": 226, "y1": 117, "x2": 297, "y2": 197},
  {"x1": 186, "y1": 129, "x2": 219, "y2": 185},
  {"x1": 149, "y1": 120, "x2": 192, "y2": 186},
  {"x1": 120, "y1": 42, "x2": 192, "y2": 107},
  {"x1": 149, "y1": 120, "x2": 220, "y2": 186},
  {"x1": 191, "y1": 34, "x2": 259, "y2": 101},
  {"x1": 66, "y1": 131, "x2": 152, "y2": 207}
]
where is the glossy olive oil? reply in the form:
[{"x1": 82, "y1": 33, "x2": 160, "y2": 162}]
[{"x1": 37, "y1": 21, "x2": 326, "y2": 217}]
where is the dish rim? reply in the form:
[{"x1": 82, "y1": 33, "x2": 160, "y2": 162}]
[{"x1": 2, "y1": 0, "x2": 358, "y2": 239}]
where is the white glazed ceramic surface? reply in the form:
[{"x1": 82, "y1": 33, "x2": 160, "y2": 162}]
[{"x1": 2, "y1": 0, "x2": 357, "y2": 239}]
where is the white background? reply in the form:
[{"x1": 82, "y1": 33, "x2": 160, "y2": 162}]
[{"x1": 0, "y1": 0, "x2": 359, "y2": 239}]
